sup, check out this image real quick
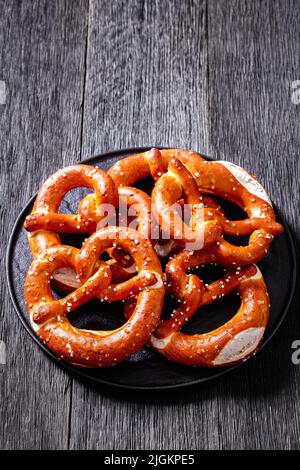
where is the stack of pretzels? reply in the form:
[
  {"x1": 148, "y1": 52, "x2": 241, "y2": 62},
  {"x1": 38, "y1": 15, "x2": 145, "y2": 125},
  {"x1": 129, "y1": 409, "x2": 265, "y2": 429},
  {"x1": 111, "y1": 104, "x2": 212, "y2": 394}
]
[{"x1": 24, "y1": 148, "x2": 283, "y2": 368}]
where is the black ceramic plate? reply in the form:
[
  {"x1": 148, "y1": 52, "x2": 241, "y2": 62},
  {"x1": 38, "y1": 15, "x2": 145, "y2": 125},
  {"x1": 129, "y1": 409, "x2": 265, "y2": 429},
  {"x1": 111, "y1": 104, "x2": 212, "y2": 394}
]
[{"x1": 6, "y1": 147, "x2": 297, "y2": 390}]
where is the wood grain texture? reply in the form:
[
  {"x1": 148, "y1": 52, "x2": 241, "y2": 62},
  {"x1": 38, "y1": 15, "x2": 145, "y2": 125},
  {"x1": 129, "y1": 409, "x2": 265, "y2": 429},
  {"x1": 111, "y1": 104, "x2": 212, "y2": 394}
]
[
  {"x1": 1, "y1": 0, "x2": 300, "y2": 450},
  {"x1": 0, "y1": 0, "x2": 88, "y2": 449},
  {"x1": 69, "y1": 0, "x2": 210, "y2": 451},
  {"x1": 69, "y1": 0, "x2": 300, "y2": 451},
  {"x1": 81, "y1": 0, "x2": 209, "y2": 157},
  {"x1": 208, "y1": 0, "x2": 300, "y2": 449}
]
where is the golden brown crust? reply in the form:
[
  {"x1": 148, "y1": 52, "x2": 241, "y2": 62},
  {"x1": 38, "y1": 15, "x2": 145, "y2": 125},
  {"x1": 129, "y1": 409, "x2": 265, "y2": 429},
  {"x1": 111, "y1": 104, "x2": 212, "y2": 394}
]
[
  {"x1": 108, "y1": 148, "x2": 205, "y2": 186},
  {"x1": 151, "y1": 157, "x2": 222, "y2": 249},
  {"x1": 25, "y1": 227, "x2": 164, "y2": 367},
  {"x1": 108, "y1": 150, "x2": 283, "y2": 265},
  {"x1": 24, "y1": 164, "x2": 117, "y2": 257},
  {"x1": 149, "y1": 250, "x2": 269, "y2": 366}
]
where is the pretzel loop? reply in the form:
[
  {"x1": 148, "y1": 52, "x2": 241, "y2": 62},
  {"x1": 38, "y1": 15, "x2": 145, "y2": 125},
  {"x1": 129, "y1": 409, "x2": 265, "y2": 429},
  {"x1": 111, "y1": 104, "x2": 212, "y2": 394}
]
[
  {"x1": 26, "y1": 246, "x2": 111, "y2": 326},
  {"x1": 108, "y1": 148, "x2": 205, "y2": 187},
  {"x1": 193, "y1": 160, "x2": 283, "y2": 265},
  {"x1": 152, "y1": 157, "x2": 222, "y2": 249},
  {"x1": 149, "y1": 249, "x2": 269, "y2": 366},
  {"x1": 24, "y1": 165, "x2": 117, "y2": 256},
  {"x1": 25, "y1": 227, "x2": 164, "y2": 367},
  {"x1": 78, "y1": 185, "x2": 158, "y2": 268},
  {"x1": 78, "y1": 227, "x2": 164, "y2": 301}
]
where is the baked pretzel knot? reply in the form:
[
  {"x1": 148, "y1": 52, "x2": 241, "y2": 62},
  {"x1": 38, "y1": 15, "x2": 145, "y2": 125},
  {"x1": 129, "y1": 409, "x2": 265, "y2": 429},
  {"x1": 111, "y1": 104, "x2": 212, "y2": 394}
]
[
  {"x1": 78, "y1": 185, "x2": 157, "y2": 269},
  {"x1": 151, "y1": 157, "x2": 222, "y2": 249},
  {"x1": 194, "y1": 160, "x2": 283, "y2": 265},
  {"x1": 148, "y1": 250, "x2": 269, "y2": 366},
  {"x1": 25, "y1": 227, "x2": 164, "y2": 367},
  {"x1": 108, "y1": 148, "x2": 205, "y2": 187},
  {"x1": 24, "y1": 164, "x2": 117, "y2": 257}
]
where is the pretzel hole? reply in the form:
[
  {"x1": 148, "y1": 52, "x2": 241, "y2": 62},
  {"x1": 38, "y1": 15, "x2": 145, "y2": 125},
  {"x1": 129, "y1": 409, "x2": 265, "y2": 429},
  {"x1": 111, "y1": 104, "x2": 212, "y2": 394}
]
[
  {"x1": 60, "y1": 232, "x2": 87, "y2": 249},
  {"x1": 49, "y1": 265, "x2": 128, "y2": 331},
  {"x1": 100, "y1": 251, "x2": 111, "y2": 262},
  {"x1": 66, "y1": 298, "x2": 125, "y2": 331},
  {"x1": 223, "y1": 234, "x2": 250, "y2": 246},
  {"x1": 134, "y1": 178, "x2": 154, "y2": 195},
  {"x1": 160, "y1": 294, "x2": 181, "y2": 322},
  {"x1": 187, "y1": 264, "x2": 227, "y2": 285},
  {"x1": 50, "y1": 264, "x2": 133, "y2": 331},
  {"x1": 50, "y1": 285, "x2": 66, "y2": 299},
  {"x1": 58, "y1": 187, "x2": 93, "y2": 214},
  {"x1": 159, "y1": 288, "x2": 240, "y2": 333},
  {"x1": 211, "y1": 196, "x2": 248, "y2": 221},
  {"x1": 181, "y1": 290, "x2": 240, "y2": 335}
]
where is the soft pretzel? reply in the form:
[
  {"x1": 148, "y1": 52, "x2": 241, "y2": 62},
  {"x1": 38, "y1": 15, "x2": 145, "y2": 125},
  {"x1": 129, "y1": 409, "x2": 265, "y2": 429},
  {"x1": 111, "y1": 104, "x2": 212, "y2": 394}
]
[
  {"x1": 24, "y1": 165, "x2": 117, "y2": 257},
  {"x1": 202, "y1": 195, "x2": 282, "y2": 236},
  {"x1": 109, "y1": 149, "x2": 282, "y2": 263},
  {"x1": 151, "y1": 157, "x2": 222, "y2": 249},
  {"x1": 51, "y1": 185, "x2": 156, "y2": 292},
  {"x1": 23, "y1": 164, "x2": 127, "y2": 294},
  {"x1": 107, "y1": 148, "x2": 207, "y2": 255},
  {"x1": 109, "y1": 151, "x2": 281, "y2": 240},
  {"x1": 108, "y1": 148, "x2": 205, "y2": 187},
  {"x1": 193, "y1": 160, "x2": 283, "y2": 265},
  {"x1": 148, "y1": 250, "x2": 269, "y2": 366},
  {"x1": 78, "y1": 178, "x2": 180, "y2": 260},
  {"x1": 78, "y1": 185, "x2": 157, "y2": 265},
  {"x1": 25, "y1": 227, "x2": 164, "y2": 367},
  {"x1": 149, "y1": 154, "x2": 282, "y2": 262}
]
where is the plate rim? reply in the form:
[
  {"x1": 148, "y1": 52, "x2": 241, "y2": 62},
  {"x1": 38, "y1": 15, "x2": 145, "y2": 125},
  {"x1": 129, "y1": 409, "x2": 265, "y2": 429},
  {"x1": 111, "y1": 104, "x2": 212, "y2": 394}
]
[{"x1": 6, "y1": 146, "x2": 298, "y2": 391}]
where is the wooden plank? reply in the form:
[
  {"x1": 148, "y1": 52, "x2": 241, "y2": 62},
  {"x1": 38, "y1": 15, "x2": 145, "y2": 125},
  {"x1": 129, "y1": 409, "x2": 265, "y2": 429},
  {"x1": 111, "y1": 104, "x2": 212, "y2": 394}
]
[
  {"x1": 0, "y1": 0, "x2": 88, "y2": 449},
  {"x1": 208, "y1": 0, "x2": 300, "y2": 450},
  {"x1": 80, "y1": 0, "x2": 209, "y2": 157},
  {"x1": 2, "y1": 0, "x2": 299, "y2": 450},
  {"x1": 69, "y1": 0, "x2": 211, "y2": 450}
]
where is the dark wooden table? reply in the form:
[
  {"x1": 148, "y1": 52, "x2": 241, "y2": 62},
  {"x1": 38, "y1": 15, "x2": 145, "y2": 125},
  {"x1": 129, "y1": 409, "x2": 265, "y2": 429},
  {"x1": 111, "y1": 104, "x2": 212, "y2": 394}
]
[{"x1": 1, "y1": 0, "x2": 299, "y2": 450}]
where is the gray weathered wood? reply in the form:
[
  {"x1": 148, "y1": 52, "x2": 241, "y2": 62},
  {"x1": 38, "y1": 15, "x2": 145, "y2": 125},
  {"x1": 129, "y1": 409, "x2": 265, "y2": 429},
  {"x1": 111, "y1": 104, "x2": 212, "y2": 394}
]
[
  {"x1": 69, "y1": 0, "x2": 300, "y2": 450},
  {"x1": 80, "y1": 0, "x2": 209, "y2": 158},
  {"x1": 1, "y1": 0, "x2": 300, "y2": 450},
  {"x1": 0, "y1": 0, "x2": 88, "y2": 449},
  {"x1": 69, "y1": 0, "x2": 210, "y2": 451},
  {"x1": 208, "y1": 0, "x2": 300, "y2": 449}
]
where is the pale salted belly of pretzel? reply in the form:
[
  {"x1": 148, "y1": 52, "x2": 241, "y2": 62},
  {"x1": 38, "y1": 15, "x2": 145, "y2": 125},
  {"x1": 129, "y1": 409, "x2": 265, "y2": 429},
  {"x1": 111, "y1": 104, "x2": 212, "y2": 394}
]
[
  {"x1": 23, "y1": 148, "x2": 283, "y2": 368},
  {"x1": 148, "y1": 251, "x2": 269, "y2": 367}
]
